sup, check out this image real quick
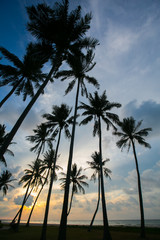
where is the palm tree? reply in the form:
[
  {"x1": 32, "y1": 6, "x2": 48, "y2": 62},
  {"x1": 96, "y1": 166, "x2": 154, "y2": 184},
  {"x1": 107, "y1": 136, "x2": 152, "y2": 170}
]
[
  {"x1": 0, "y1": 170, "x2": 16, "y2": 196},
  {"x1": 86, "y1": 151, "x2": 111, "y2": 231},
  {"x1": 60, "y1": 163, "x2": 88, "y2": 216},
  {"x1": 79, "y1": 91, "x2": 121, "y2": 240},
  {"x1": 40, "y1": 104, "x2": 72, "y2": 240},
  {"x1": 14, "y1": 123, "x2": 52, "y2": 231},
  {"x1": 0, "y1": 43, "x2": 46, "y2": 108},
  {"x1": 26, "y1": 123, "x2": 53, "y2": 159},
  {"x1": 56, "y1": 49, "x2": 99, "y2": 240},
  {"x1": 0, "y1": 124, "x2": 14, "y2": 166},
  {"x1": 113, "y1": 116, "x2": 152, "y2": 238},
  {"x1": 43, "y1": 104, "x2": 73, "y2": 139},
  {"x1": 0, "y1": 0, "x2": 98, "y2": 160},
  {"x1": 15, "y1": 159, "x2": 43, "y2": 230},
  {"x1": 26, "y1": 147, "x2": 62, "y2": 227}
]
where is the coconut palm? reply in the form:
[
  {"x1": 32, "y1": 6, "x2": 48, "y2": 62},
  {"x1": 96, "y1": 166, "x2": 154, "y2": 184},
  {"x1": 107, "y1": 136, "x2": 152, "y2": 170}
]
[
  {"x1": 0, "y1": 124, "x2": 14, "y2": 166},
  {"x1": 26, "y1": 147, "x2": 62, "y2": 227},
  {"x1": 79, "y1": 91, "x2": 121, "y2": 240},
  {"x1": 0, "y1": 0, "x2": 98, "y2": 161},
  {"x1": 0, "y1": 43, "x2": 46, "y2": 108},
  {"x1": 0, "y1": 170, "x2": 16, "y2": 196},
  {"x1": 86, "y1": 151, "x2": 111, "y2": 231},
  {"x1": 11, "y1": 123, "x2": 52, "y2": 228},
  {"x1": 113, "y1": 116, "x2": 152, "y2": 238},
  {"x1": 40, "y1": 104, "x2": 72, "y2": 240},
  {"x1": 56, "y1": 49, "x2": 99, "y2": 240},
  {"x1": 15, "y1": 159, "x2": 43, "y2": 230},
  {"x1": 19, "y1": 159, "x2": 43, "y2": 191},
  {"x1": 43, "y1": 104, "x2": 73, "y2": 139},
  {"x1": 26, "y1": 123, "x2": 53, "y2": 159},
  {"x1": 14, "y1": 123, "x2": 52, "y2": 231},
  {"x1": 60, "y1": 163, "x2": 88, "y2": 216}
]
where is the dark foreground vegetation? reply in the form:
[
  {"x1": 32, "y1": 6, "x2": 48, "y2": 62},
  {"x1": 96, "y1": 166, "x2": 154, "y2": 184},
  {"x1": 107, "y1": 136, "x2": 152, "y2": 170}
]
[{"x1": 0, "y1": 225, "x2": 160, "y2": 240}]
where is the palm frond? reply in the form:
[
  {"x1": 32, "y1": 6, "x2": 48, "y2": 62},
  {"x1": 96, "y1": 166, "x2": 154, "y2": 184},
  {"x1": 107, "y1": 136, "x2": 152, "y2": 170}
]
[{"x1": 0, "y1": 47, "x2": 23, "y2": 68}]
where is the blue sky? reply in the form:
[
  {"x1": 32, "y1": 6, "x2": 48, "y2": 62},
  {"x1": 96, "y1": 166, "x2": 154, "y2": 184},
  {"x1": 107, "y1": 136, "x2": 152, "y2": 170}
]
[{"x1": 0, "y1": 0, "x2": 160, "y2": 223}]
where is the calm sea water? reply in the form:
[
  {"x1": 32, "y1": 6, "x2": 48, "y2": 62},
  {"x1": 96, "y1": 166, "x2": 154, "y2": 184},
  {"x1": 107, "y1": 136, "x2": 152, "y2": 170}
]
[{"x1": 2, "y1": 219, "x2": 160, "y2": 227}]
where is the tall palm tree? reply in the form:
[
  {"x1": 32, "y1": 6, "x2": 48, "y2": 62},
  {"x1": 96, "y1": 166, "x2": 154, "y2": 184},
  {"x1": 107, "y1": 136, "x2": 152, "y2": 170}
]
[
  {"x1": 15, "y1": 159, "x2": 43, "y2": 230},
  {"x1": 56, "y1": 49, "x2": 99, "y2": 240},
  {"x1": 0, "y1": 43, "x2": 46, "y2": 107},
  {"x1": 79, "y1": 91, "x2": 121, "y2": 240},
  {"x1": 0, "y1": 170, "x2": 16, "y2": 196},
  {"x1": 0, "y1": 124, "x2": 14, "y2": 166},
  {"x1": 15, "y1": 123, "x2": 52, "y2": 231},
  {"x1": 86, "y1": 151, "x2": 111, "y2": 231},
  {"x1": 0, "y1": 0, "x2": 98, "y2": 160},
  {"x1": 40, "y1": 104, "x2": 72, "y2": 240},
  {"x1": 113, "y1": 116, "x2": 152, "y2": 238},
  {"x1": 60, "y1": 163, "x2": 88, "y2": 216},
  {"x1": 26, "y1": 147, "x2": 62, "y2": 227}
]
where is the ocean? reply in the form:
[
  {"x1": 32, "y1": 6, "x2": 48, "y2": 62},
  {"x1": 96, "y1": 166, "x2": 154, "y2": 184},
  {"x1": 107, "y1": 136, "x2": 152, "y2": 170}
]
[{"x1": 2, "y1": 219, "x2": 160, "y2": 227}]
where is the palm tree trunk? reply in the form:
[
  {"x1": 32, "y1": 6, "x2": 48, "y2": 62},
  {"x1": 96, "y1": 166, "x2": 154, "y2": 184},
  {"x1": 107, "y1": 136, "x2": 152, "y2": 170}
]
[
  {"x1": 0, "y1": 55, "x2": 62, "y2": 158},
  {"x1": 58, "y1": 78, "x2": 80, "y2": 240},
  {"x1": 67, "y1": 187, "x2": 74, "y2": 216},
  {"x1": 131, "y1": 140, "x2": 145, "y2": 238},
  {"x1": 26, "y1": 170, "x2": 49, "y2": 227},
  {"x1": 41, "y1": 129, "x2": 62, "y2": 240},
  {"x1": 10, "y1": 186, "x2": 33, "y2": 225},
  {"x1": 98, "y1": 117, "x2": 112, "y2": 240},
  {"x1": 0, "y1": 77, "x2": 23, "y2": 108},
  {"x1": 88, "y1": 173, "x2": 100, "y2": 232}
]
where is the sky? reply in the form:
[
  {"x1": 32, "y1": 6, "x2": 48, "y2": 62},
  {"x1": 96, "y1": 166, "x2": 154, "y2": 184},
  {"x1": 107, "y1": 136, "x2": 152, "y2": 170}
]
[{"x1": 0, "y1": 0, "x2": 160, "y2": 224}]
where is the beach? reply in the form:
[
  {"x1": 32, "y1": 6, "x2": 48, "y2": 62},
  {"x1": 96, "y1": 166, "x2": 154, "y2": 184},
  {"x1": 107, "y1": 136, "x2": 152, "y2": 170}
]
[{"x1": 0, "y1": 224, "x2": 160, "y2": 240}]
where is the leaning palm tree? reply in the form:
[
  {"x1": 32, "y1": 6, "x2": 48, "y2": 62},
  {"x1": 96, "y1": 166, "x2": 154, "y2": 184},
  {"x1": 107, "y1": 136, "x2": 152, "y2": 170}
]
[
  {"x1": 60, "y1": 163, "x2": 88, "y2": 216},
  {"x1": 15, "y1": 159, "x2": 43, "y2": 230},
  {"x1": 41, "y1": 104, "x2": 72, "y2": 240},
  {"x1": 0, "y1": 124, "x2": 14, "y2": 166},
  {"x1": 113, "y1": 116, "x2": 152, "y2": 238},
  {"x1": 0, "y1": 0, "x2": 98, "y2": 162},
  {"x1": 79, "y1": 91, "x2": 121, "y2": 240},
  {"x1": 15, "y1": 123, "x2": 52, "y2": 231},
  {"x1": 86, "y1": 151, "x2": 111, "y2": 231},
  {"x1": 0, "y1": 43, "x2": 46, "y2": 108},
  {"x1": 0, "y1": 170, "x2": 16, "y2": 196},
  {"x1": 26, "y1": 147, "x2": 62, "y2": 227},
  {"x1": 56, "y1": 49, "x2": 99, "y2": 240}
]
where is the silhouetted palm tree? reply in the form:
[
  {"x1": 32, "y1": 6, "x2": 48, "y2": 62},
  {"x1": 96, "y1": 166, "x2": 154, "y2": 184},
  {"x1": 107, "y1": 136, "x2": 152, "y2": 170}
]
[
  {"x1": 60, "y1": 163, "x2": 88, "y2": 216},
  {"x1": 15, "y1": 124, "x2": 52, "y2": 230},
  {"x1": 26, "y1": 147, "x2": 62, "y2": 227},
  {"x1": 0, "y1": 0, "x2": 98, "y2": 162},
  {"x1": 56, "y1": 49, "x2": 99, "y2": 240},
  {"x1": 0, "y1": 43, "x2": 46, "y2": 107},
  {"x1": 0, "y1": 170, "x2": 16, "y2": 196},
  {"x1": 43, "y1": 104, "x2": 72, "y2": 139},
  {"x1": 113, "y1": 116, "x2": 152, "y2": 238},
  {"x1": 86, "y1": 151, "x2": 111, "y2": 231},
  {"x1": 41, "y1": 104, "x2": 72, "y2": 240},
  {"x1": 16, "y1": 159, "x2": 43, "y2": 230},
  {"x1": 79, "y1": 91, "x2": 121, "y2": 240},
  {"x1": 26, "y1": 123, "x2": 53, "y2": 159},
  {"x1": 0, "y1": 124, "x2": 14, "y2": 166}
]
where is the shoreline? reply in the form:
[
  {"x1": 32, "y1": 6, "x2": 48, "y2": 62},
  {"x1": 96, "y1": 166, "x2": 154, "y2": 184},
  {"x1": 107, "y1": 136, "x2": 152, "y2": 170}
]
[
  {"x1": 1, "y1": 222, "x2": 160, "y2": 229},
  {"x1": 1, "y1": 218, "x2": 160, "y2": 228}
]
